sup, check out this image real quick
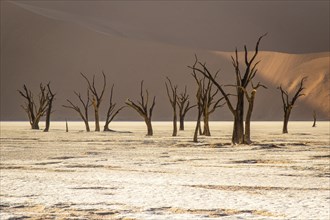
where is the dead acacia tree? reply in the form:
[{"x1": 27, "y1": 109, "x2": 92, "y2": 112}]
[
  {"x1": 177, "y1": 86, "x2": 195, "y2": 131},
  {"x1": 18, "y1": 84, "x2": 48, "y2": 129},
  {"x1": 189, "y1": 33, "x2": 267, "y2": 144},
  {"x1": 63, "y1": 90, "x2": 91, "y2": 132},
  {"x1": 81, "y1": 72, "x2": 106, "y2": 132},
  {"x1": 43, "y1": 83, "x2": 56, "y2": 132},
  {"x1": 239, "y1": 82, "x2": 267, "y2": 143},
  {"x1": 104, "y1": 84, "x2": 125, "y2": 131},
  {"x1": 125, "y1": 81, "x2": 156, "y2": 136},
  {"x1": 278, "y1": 77, "x2": 307, "y2": 134},
  {"x1": 191, "y1": 68, "x2": 224, "y2": 136},
  {"x1": 165, "y1": 77, "x2": 178, "y2": 136}
]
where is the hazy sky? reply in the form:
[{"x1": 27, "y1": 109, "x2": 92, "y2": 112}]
[{"x1": 11, "y1": 0, "x2": 330, "y2": 53}]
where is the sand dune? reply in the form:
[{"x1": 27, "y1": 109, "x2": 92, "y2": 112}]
[{"x1": 1, "y1": 2, "x2": 329, "y2": 121}]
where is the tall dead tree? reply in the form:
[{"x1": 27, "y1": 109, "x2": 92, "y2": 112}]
[
  {"x1": 18, "y1": 84, "x2": 48, "y2": 129},
  {"x1": 177, "y1": 86, "x2": 195, "y2": 131},
  {"x1": 165, "y1": 77, "x2": 178, "y2": 136},
  {"x1": 278, "y1": 77, "x2": 307, "y2": 134},
  {"x1": 43, "y1": 83, "x2": 56, "y2": 132},
  {"x1": 63, "y1": 90, "x2": 91, "y2": 132},
  {"x1": 189, "y1": 33, "x2": 267, "y2": 144},
  {"x1": 81, "y1": 72, "x2": 106, "y2": 132},
  {"x1": 104, "y1": 84, "x2": 125, "y2": 131},
  {"x1": 125, "y1": 81, "x2": 156, "y2": 136},
  {"x1": 240, "y1": 82, "x2": 267, "y2": 143}
]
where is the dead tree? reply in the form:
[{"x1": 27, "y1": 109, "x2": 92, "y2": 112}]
[
  {"x1": 81, "y1": 72, "x2": 106, "y2": 132},
  {"x1": 43, "y1": 83, "x2": 56, "y2": 132},
  {"x1": 177, "y1": 86, "x2": 195, "y2": 131},
  {"x1": 104, "y1": 84, "x2": 125, "y2": 131},
  {"x1": 278, "y1": 77, "x2": 307, "y2": 134},
  {"x1": 165, "y1": 77, "x2": 178, "y2": 136},
  {"x1": 191, "y1": 69, "x2": 224, "y2": 136},
  {"x1": 125, "y1": 81, "x2": 156, "y2": 136},
  {"x1": 240, "y1": 82, "x2": 267, "y2": 144},
  {"x1": 18, "y1": 84, "x2": 48, "y2": 129},
  {"x1": 63, "y1": 90, "x2": 91, "y2": 132},
  {"x1": 189, "y1": 34, "x2": 266, "y2": 144},
  {"x1": 312, "y1": 110, "x2": 316, "y2": 127}
]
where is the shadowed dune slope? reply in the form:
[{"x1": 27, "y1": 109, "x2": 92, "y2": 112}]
[{"x1": 1, "y1": 2, "x2": 329, "y2": 121}]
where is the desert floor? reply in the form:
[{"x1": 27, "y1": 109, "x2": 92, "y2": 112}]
[{"x1": 0, "y1": 121, "x2": 329, "y2": 220}]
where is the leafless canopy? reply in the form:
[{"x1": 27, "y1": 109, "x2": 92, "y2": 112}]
[{"x1": 18, "y1": 83, "x2": 49, "y2": 129}]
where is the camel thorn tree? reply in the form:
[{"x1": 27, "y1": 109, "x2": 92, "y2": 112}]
[
  {"x1": 165, "y1": 77, "x2": 178, "y2": 136},
  {"x1": 63, "y1": 90, "x2": 91, "y2": 132},
  {"x1": 177, "y1": 86, "x2": 195, "y2": 131},
  {"x1": 104, "y1": 84, "x2": 126, "y2": 132},
  {"x1": 81, "y1": 71, "x2": 106, "y2": 132},
  {"x1": 125, "y1": 81, "x2": 156, "y2": 136},
  {"x1": 18, "y1": 83, "x2": 49, "y2": 129},
  {"x1": 278, "y1": 77, "x2": 307, "y2": 133}
]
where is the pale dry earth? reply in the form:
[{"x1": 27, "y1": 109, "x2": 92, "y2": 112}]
[{"x1": 0, "y1": 121, "x2": 329, "y2": 220}]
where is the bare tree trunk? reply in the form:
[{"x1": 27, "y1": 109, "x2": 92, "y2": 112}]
[
  {"x1": 44, "y1": 83, "x2": 55, "y2": 132},
  {"x1": 146, "y1": 118, "x2": 153, "y2": 136},
  {"x1": 282, "y1": 109, "x2": 291, "y2": 134},
  {"x1": 32, "y1": 121, "x2": 40, "y2": 130},
  {"x1": 193, "y1": 111, "x2": 202, "y2": 142},
  {"x1": 203, "y1": 113, "x2": 211, "y2": 136},
  {"x1": 172, "y1": 110, "x2": 177, "y2": 136},
  {"x1": 179, "y1": 117, "x2": 185, "y2": 130},
  {"x1": 312, "y1": 111, "x2": 316, "y2": 127},
  {"x1": 232, "y1": 91, "x2": 245, "y2": 144},
  {"x1": 244, "y1": 101, "x2": 253, "y2": 144},
  {"x1": 65, "y1": 119, "x2": 69, "y2": 132},
  {"x1": 94, "y1": 106, "x2": 100, "y2": 132}
]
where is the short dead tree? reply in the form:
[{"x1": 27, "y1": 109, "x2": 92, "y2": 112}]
[
  {"x1": 165, "y1": 77, "x2": 178, "y2": 136},
  {"x1": 177, "y1": 86, "x2": 195, "y2": 131},
  {"x1": 104, "y1": 85, "x2": 125, "y2": 132},
  {"x1": 18, "y1": 84, "x2": 48, "y2": 129},
  {"x1": 278, "y1": 77, "x2": 307, "y2": 133},
  {"x1": 125, "y1": 81, "x2": 156, "y2": 136},
  {"x1": 81, "y1": 72, "x2": 106, "y2": 132},
  {"x1": 63, "y1": 90, "x2": 91, "y2": 132},
  {"x1": 43, "y1": 83, "x2": 56, "y2": 132}
]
